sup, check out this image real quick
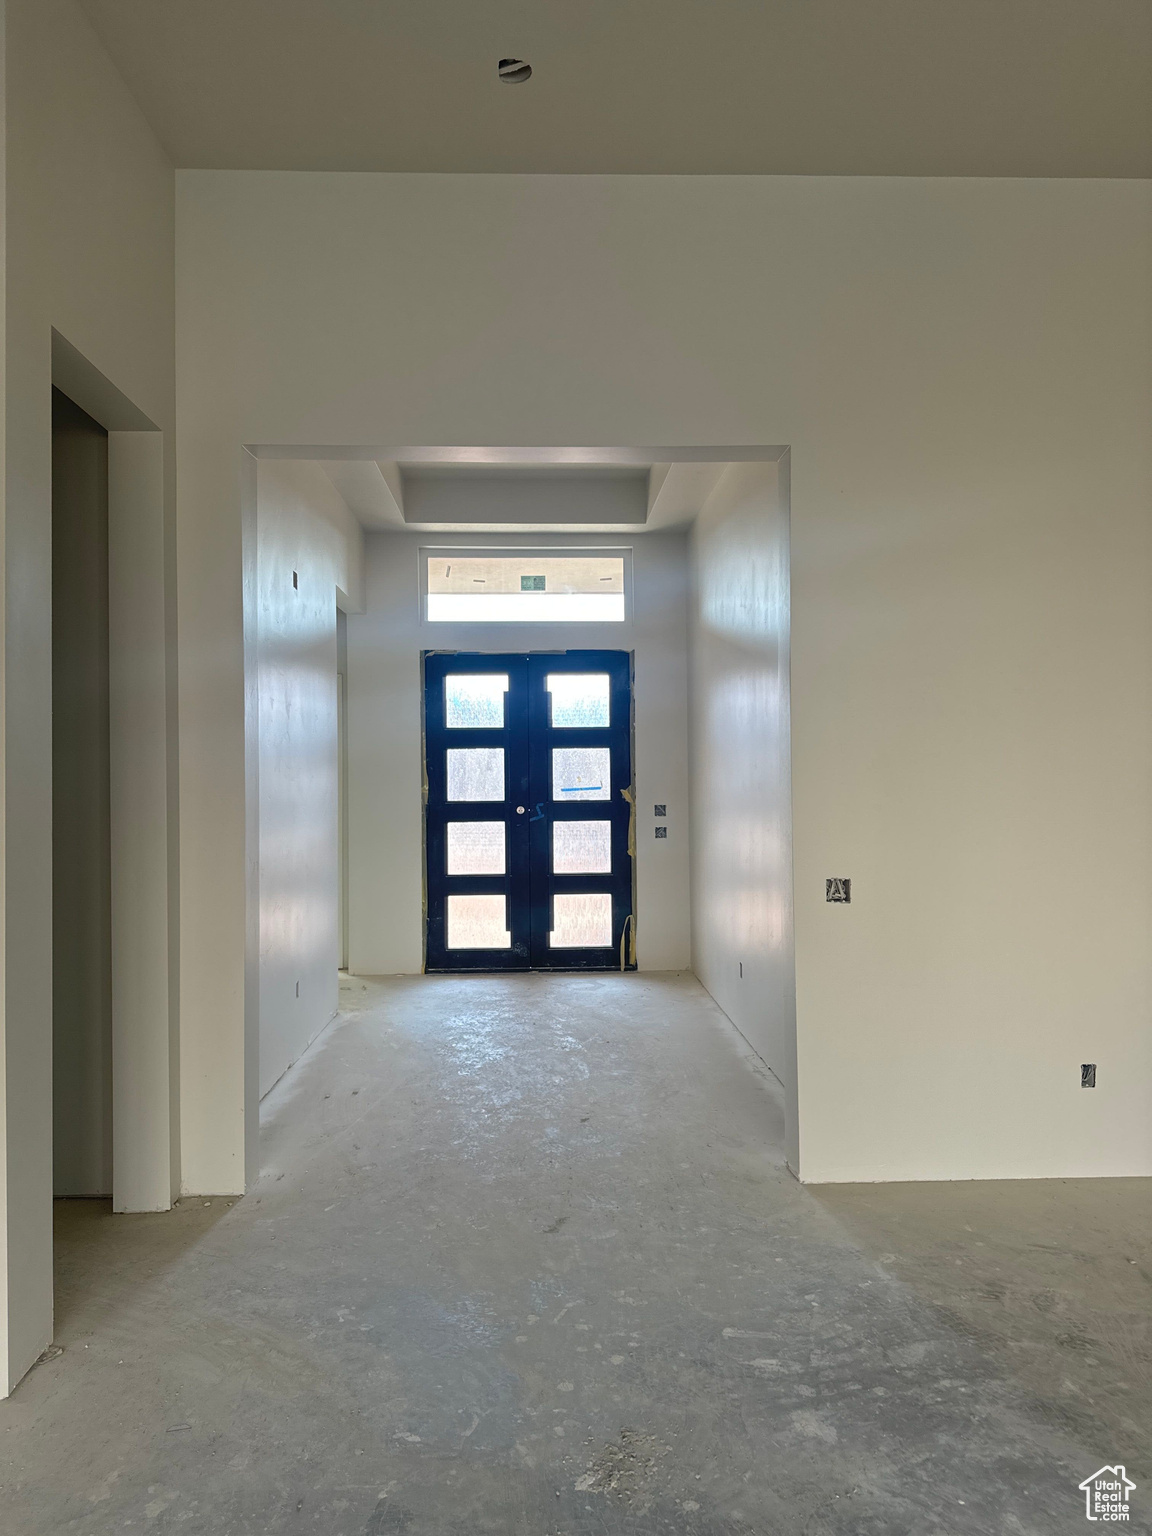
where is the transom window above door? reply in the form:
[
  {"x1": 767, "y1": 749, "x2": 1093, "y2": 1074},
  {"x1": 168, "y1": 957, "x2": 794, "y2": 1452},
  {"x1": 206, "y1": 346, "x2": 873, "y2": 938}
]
[{"x1": 425, "y1": 554, "x2": 626, "y2": 623}]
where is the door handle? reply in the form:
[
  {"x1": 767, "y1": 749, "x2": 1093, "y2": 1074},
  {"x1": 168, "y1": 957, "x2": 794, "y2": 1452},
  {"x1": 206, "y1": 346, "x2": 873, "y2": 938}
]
[{"x1": 516, "y1": 806, "x2": 526, "y2": 815}]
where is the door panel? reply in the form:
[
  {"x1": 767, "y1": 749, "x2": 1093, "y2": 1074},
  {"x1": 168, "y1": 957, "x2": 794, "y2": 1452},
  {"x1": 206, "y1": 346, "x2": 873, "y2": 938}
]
[
  {"x1": 526, "y1": 652, "x2": 633, "y2": 970},
  {"x1": 424, "y1": 650, "x2": 633, "y2": 971},
  {"x1": 424, "y1": 653, "x2": 530, "y2": 970}
]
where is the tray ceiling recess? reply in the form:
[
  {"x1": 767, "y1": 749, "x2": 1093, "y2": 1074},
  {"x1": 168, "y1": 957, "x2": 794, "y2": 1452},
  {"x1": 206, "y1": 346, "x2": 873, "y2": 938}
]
[{"x1": 294, "y1": 448, "x2": 787, "y2": 534}]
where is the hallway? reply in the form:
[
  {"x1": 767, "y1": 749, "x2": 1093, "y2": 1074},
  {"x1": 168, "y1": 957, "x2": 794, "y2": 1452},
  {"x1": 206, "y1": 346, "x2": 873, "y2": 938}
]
[{"x1": 2, "y1": 974, "x2": 1145, "y2": 1533}]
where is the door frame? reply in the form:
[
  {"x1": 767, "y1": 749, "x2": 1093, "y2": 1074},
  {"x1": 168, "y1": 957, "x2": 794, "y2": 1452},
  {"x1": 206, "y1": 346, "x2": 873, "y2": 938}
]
[{"x1": 53, "y1": 333, "x2": 178, "y2": 1217}]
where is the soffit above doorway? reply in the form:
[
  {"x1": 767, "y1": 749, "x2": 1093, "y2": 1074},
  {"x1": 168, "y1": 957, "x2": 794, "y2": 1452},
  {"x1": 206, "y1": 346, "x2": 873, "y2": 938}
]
[
  {"x1": 77, "y1": 0, "x2": 1152, "y2": 177},
  {"x1": 304, "y1": 448, "x2": 782, "y2": 533}
]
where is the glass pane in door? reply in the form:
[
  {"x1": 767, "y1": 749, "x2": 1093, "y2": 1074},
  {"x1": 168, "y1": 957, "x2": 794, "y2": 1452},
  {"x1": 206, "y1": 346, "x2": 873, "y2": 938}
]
[
  {"x1": 550, "y1": 892, "x2": 613, "y2": 948},
  {"x1": 552, "y1": 820, "x2": 612, "y2": 873},
  {"x1": 547, "y1": 673, "x2": 610, "y2": 728},
  {"x1": 551, "y1": 747, "x2": 611, "y2": 801},
  {"x1": 447, "y1": 894, "x2": 511, "y2": 949},
  {"x1": 447, "y1": 821, "x2": 506, "y2": 874},
  {"x1": 447, "y1": 748, "x2": 505, "y2": 801},
  {"x1": 444, "y1": 674, "x2": 508, "y2": 728}
]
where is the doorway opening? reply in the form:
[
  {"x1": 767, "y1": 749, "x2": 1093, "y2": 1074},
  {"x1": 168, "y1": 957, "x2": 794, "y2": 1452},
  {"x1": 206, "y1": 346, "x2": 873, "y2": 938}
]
[
  {"x1": 51, "y1": 387, "x2": 113, "y2": 1200},
  {"x1": 423, "y1": 650, "x2": 635, "y2": 971}
]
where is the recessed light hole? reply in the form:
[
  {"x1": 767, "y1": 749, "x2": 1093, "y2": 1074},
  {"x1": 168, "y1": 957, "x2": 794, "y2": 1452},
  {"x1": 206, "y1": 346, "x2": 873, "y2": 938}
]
[{"x1": 498, "y1": 58, "x2": 532, "y2": 83}]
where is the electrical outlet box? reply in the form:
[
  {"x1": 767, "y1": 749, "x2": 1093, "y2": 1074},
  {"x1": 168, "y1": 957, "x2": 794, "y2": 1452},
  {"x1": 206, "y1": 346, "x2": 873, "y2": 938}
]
[
  {"x1": 654, "y1": 804, "x2": 666, "y2": 817},
  {"x1": 1081, "y1": 1063, "x2": 1096, "y2": 1088},
  {"x1": 826, "y1": 878, "x2": 851, "y2": 903},
  {"x1": 654, "y1": 826, "x2": 667, "y2": 839}
]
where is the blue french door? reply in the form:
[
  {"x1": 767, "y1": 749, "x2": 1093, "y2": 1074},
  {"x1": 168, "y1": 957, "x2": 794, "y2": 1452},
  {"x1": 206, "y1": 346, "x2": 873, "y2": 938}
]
[{"x1": 424, "y1": 651, "x2": 634, "y2": 971}]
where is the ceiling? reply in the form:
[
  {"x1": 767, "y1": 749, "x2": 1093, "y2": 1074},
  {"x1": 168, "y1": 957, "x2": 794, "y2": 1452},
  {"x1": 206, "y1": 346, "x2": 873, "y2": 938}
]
[{"x1": 78, "y1": 0, "x2": 1152, "y2": 177}]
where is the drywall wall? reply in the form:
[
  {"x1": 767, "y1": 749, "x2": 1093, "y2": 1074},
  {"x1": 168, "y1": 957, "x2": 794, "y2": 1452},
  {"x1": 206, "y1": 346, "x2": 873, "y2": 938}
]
[
  {"x1": 337, "y1": 609, "x2": 349, "y2": 970},
  {"x1": 51, "y1": 390, "x2": 113, "y2": 1197},
  {"x1": 3, "y1": 0, "x2": 177, "y2": 1393},
  {"x1": 346, "y1": 531, "x2": 690, "y2": 974},
  {"x1": 175, "y1": 172, "x2": 1152, "y2": 1189},
  {"x1": 256, "y1": 459, "x2": 363, "y2": 1097},
  {"x1": 107, "y1": 419, "x2": 176, "y2": 1222},
  {"x1": 689, "y1": 460, "x2": 797, "y2": 1168}
]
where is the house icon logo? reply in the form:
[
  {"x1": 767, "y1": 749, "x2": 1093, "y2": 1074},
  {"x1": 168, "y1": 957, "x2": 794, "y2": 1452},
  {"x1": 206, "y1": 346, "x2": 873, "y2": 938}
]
[{"x1": 1079, "y1": 1465, "x2": 1135, "y2": 1521}]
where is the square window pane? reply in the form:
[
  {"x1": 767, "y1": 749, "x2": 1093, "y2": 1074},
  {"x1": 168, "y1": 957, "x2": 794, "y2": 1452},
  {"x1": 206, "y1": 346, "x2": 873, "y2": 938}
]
[
  {"x1": 447, "y1": 748, "x2": 505, "y2": 801},
  {"x1": 552, "y1": 747, "x2": 611, "y2": 802},
  {"x1": 548, "y1": 673, "x2": 610, "y2": 729},
  {"x1": 550, "y1": 892, "x2": 613, "y2": 948},
  {"x1": 447, "y1": 894, "x2": 511, "y2": 949},
  {"x1": 447, "y1": 821, "x2": 506, "y2": 875},
  {"x1": 445, "y1": 673, "x2": 508, "y2": 729},
  {"x1": 553, "y1": 820, "x2": 612, "y2": 874}
]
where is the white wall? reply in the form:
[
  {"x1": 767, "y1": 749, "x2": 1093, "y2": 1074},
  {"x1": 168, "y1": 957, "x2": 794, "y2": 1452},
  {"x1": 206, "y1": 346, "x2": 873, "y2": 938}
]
[
  {"x1": 175, "y1": 172, "x2": 1152, "y2": 1189},
  {"x1": 689, "y1": 460, "x2": 797, "y2": 1168},
  {"x1": 3, "y1": 0, "x2": 177, "y2": 1394},
  {"x1": 256, "y1": 460, "x2": 363, "y2": 1096},
  {"x1": 348, "y1": 531, "x2": 690, "y2": 974}
]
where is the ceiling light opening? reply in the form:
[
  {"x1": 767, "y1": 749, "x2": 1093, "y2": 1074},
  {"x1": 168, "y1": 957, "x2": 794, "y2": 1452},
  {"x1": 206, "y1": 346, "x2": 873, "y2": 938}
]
[{"x1": 498, "y1": 58, "x2": 532, "y2": 83}]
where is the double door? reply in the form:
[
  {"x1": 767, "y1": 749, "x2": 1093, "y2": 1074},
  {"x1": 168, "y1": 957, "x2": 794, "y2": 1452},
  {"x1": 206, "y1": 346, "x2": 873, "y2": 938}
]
[{"x1": 424, "y1": 651, "x2": 634, "y2": 971}]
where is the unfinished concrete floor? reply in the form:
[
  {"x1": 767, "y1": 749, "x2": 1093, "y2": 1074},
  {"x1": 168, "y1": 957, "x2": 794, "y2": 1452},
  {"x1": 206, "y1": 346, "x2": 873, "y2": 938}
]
[{"x1": 2, "y1": 973, "x2": 1149, "y2": 1534}]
